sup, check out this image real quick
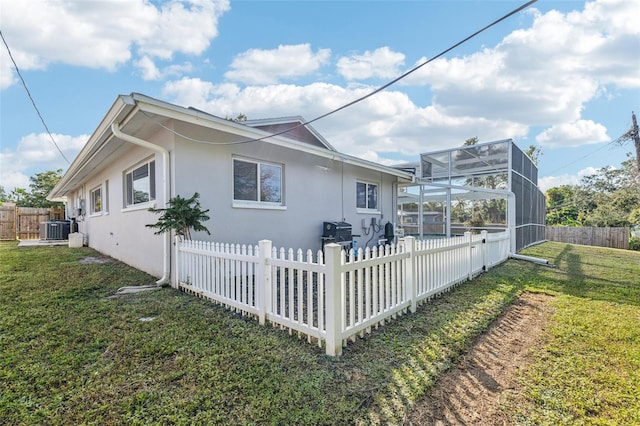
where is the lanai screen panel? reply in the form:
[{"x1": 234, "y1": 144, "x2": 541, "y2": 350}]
[
  {"x1": 420, "y1": 140, "x2": 510, "y2": 182},
  {"x1": 511, "y1": 143, "x2": 546, "y2": 251},
  {"x1": 417, "y1": 140, "x2": 546, "y2": 251}
]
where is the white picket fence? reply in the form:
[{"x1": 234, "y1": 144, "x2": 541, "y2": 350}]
[{"x1": 176, "y1": 230, "x2": 511, "y2": 356}]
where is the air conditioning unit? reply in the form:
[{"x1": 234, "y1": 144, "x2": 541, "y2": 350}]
[{"x1": 40, "y1": 221, "x2": 71, "y2": 241}]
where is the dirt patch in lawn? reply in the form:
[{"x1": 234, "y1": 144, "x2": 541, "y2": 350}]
[
  {"x1": 407, "y1": 292, "x2": 554, "y2": 425},
  {"x1": 79, "y1": 256, "x2": 111, "y2": 264}
]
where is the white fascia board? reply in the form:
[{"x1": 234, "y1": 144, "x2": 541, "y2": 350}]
[
  {"x1": 48, "y1": 96, "x2": 136, "y2": 199},
  {"x1": 337, "y1": 154, "x2": 414, "y2": 180},
  {"x1": 243, "y1": 116, "x2": 306, "y2": 126}
]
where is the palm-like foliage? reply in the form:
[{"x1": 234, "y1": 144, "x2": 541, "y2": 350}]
[{"x1": 146, "y1": 192, "x2": 210, "y2": 240}]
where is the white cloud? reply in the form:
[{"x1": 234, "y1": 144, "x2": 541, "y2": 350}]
[
  {"x1": 17, "y1": 133, "x2": 87, "y2": 164},
  {"x1": 135, "y1": 56, "x2": 162, "y2": 81},
  {"x1": 5, "y1": 0, "x2": 635, "y2": 200},
  {"x1": 134, "y1": 56, "x2": 193, "y2": 81},
  {"x1": 0, "y1": 153, "x2": 30, "y2": 191},
  {"x1": 403, "y1": 0, "x2": 640, "y2": 126},
  {"x1": 0, "y1": 0, "x2": 230, "y2": 87},
  {"x1": 136, "y1": 0, "x2": 229, "y2": 60},
  {"x1": 536, "y1": 120, "x2": 610, "y2": 147},
  {"x1": 162, "y1": 77, "x2": 219, "y2": 107},
  {"x1": 538, "y1": 166, "x2": 599, "y2": 192},
  {"x1": 0, "y1": 133, "x2": 88, "y2": 192},
  {"x1": 337, "y1": 47, "x2": 405, "y2": 81},
  {"x1": 4, "y1": 0, "x2": 637, "y2": 169},
  {"x1": 224, "y1": 44, "x2": 331, "y2": 85},
  {"x1": 0, "y1": 55, "x2": 17, "y2": 90},
  {"x1": 159, "y1": 0, "x2": 638, "y2": 166},
  {"x1": 162, "y1": 78, "x2": 527, "y2": 160}
]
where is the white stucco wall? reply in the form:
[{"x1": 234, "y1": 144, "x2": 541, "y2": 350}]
[
  {"x1": 66, "y1": 131, "x2": 173, "y2": 278},
  {"x1": 66, "y1": 119, "x2": 402, "y2": 279},
  {"x1": 171, "y1": 125, "x2": 399, "y2": 252}
]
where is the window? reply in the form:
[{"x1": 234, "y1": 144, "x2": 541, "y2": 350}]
[
  {"x1": 90, "y1": 186, "x2": 102, "y2": 214},
  {"x1": 356, "y1": 181, "x2": 378, "y2": 211},
  {"x1": 233, "y1": 158, "x2": 282, "y2": 204},
  {"x1": 125, "y1": 161, "x2": 155, "y2": 207}
]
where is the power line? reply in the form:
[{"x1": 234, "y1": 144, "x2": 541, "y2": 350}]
[
  {"x1": 141, "y1": 111, "x2": 257, "y2": 145},
  {"x1": 0, "y1": 29, "x2": 71, "y2": 165},
  {"x1": 302, "y1": 0, "x2": 538, "y2": 129},
  {"x1": 545, "y1": 131, "x2": 631, "y2": 176},
  {"x1": 146, "y1": 0, "x2": 538, "y2": 146}
]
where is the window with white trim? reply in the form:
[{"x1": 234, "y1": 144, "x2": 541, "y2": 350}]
[
  {"x1": 124, "y1": 160, "x2": 155, "y2": 207},
  {"x1": 233, "y1": 158, "x2": 283, "y2": 204},
  {"x1": 356, "y1": 181, "x2": 378, "y2": 211},
  {"x1": 90, "y1": 186, "x2": 102, "y2": 214}
]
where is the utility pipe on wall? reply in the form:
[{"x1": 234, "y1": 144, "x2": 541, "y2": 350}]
[
  {"x1": 111, "y1": 123, "x2": 171, "y2": 286},
  {"x1": 507, "y1": 192, "x2": 517, "y2": 254}
]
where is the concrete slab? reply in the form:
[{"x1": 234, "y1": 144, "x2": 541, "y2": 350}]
[{"x1": 18, "y1": 240, "x2": 69, "y2": 247}]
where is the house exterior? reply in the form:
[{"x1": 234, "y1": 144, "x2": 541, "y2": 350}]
[{"x1": 49, "y1": 93, "x2": 413, "y2": 283}]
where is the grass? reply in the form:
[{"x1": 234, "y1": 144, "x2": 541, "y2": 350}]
[
  {"x1": 506, "y1": 243, "x2": 640, "y2": 425},
  {"x1": 0, "y1": 241, "x2": 638, "y2": 424}
]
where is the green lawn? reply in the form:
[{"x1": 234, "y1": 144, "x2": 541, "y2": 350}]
[
  {"x1": 0, "y1": 241, "x2": 638, "y2": 425},
  {"x1": 507, "y1": 243, "x2": 640, "y2": 425}
]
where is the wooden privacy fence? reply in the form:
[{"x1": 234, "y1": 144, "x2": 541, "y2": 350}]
[
  {"x1": 0, "y1": 206, "x2": 65, "y2": 240},
  {"x1": 177, "y1": 230, "x2": 511, "y2": 356},
  {"x1": 546, "y1": 226, "x2": 629, "y2": 250},
  {"x1": 0, "y1": 206, "x2": 16, "y2": 240}
]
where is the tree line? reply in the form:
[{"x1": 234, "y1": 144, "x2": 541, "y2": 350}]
[
  {"x1": 548, "y1": 112, "x2": 640, "y2": 229},
  {"x1": 0, "y1": 169, "x2": 64, "y2": 208},
  {"x1": 546, "y1": 157, "x2": 639, "y2": 228}
]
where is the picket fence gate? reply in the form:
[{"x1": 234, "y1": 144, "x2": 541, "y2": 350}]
[{"x1": 176, "y1": 230, "x2": 511, "y2": 356}]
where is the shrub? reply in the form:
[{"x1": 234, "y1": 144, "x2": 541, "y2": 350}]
[{"x1": 147, "y1": 192, "x2": 210, "y2": 240}]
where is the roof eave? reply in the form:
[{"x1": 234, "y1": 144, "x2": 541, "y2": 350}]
[
  {"x1": 131, "y1": 95, "x2": 412, "y2": 180},
  {"x1": 48, "y1": 95, "x2": 136, "y2": 199},
  {"x1": 50, "y1": 93, "x2": 413, "y2": 201}
]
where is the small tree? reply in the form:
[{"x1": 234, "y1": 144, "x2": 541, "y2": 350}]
[
  {"x1": 146, "y1": 193, "x2": 210, "y2": 240},
  {"x1": 5, "y1": 169, "x2": 64, "y2": 207},
  {"x1": 8, "y1": 188, "x2": 29, "y2": 205},
  {"x1": 28, "y1": 169, "x2": 64, "y2": 208},
  {"x1": 0, "y1": 186, "x2": 7, "y2": 204},
  {"x1": 524, "y1": 144, "x2": 542, "y2": 166},
  {"x1": 465, "y1": 209, "x2": 485, "y2": 234},
  {"x1": 225, "y1": 113, "x2": 248, "y2": 122}
]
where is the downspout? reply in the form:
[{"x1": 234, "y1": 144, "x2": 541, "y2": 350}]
[
  {"x1": 507, "y1": 191, "x2": 517, "y2": 255},
  {"x1": 445, "y1": 187, "x2": 451, "y2": 238},
  {"x1": 111, "y1": 123, "x2": 171, "y2": 286}
]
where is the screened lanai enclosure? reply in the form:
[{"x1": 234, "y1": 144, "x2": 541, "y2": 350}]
[{"x1": 396, "y1": 139, "x2": 545, "y2": 252}]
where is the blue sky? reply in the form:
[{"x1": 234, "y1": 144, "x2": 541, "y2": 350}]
[{"x1": 1, "y1": 0, "x2": 639, "y2": 193}]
